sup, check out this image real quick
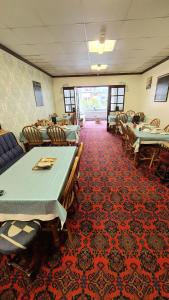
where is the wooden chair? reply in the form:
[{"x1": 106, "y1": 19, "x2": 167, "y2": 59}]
[
  {"x1": 75, "y1": 142, "x2": 84, "y2": 189},
  {"x1": 119, "y1": 121, "x2": 128, "y2": 150},
  {"x1": 116, "y1": 113, "x2": 128, "y2": 123},
  {"x1": 61, "y1": 156, "x2": 79, "y2": 211},
  {"x1": 126, "y1": 110, "x2": 135, "y2": 117},
  {"x1": 164, "y1": 124, "x2": 169, "y2": 132},
  {"x1": 156, "y1": 147, "x2": 169, "y2": 182},
  {"x1": 137, "y1": 112, "x2": 145, "y2": 122},
  {"x1": 116, "y1": 113, "x2": 128, "y2": 134},
  {"x1": 45, "y1": 157, "x2": 80, "y2": 245},
  {"x1": 22, "y1": 126, "x2": 44, "y2": 150},
  {"x1": 125, "y1": 125, "x2": 137, "y2": 158},
  {"x1": 150, "y1": 118, "x2": 160, "y2": 127},
  {"x1": 138, "y1": 144, "x2": 160, "y2": 168},
  {"x1": 47, "y1": 125, "x2": 68, "y2": 146},
  {"x1": 70, "y1": 112, "x2": 76, "y2": 125},
  {"x1": 60, "y1": 157, "x2": 79, "y2": 243}
]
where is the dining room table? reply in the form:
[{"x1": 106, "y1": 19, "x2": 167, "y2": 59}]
[
  {"x1": 52, "y1": 115, "x2": 72, "y2": 124},
  {"x1": 19, "y1": 124, "x2": 80, "y2": 145},
  {"x1": 131, "y1": 125, "x2": 169, "y2": 152},
  {"x1": 0, "y1": 146, "x2": 77, "y2": 226}
]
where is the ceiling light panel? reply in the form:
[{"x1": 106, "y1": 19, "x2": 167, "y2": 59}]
[{"x1": 88, "y1": 40, "x2": 116, "y2": 54}]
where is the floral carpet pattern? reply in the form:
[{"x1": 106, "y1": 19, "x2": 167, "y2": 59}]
[{"x1": 0, "y1": 121, "x2": 169, "y2": 300}]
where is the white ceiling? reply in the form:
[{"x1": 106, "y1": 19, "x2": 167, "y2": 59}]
[{"x1": 0, "y1": 0, "x2": 169, "y2": 76}]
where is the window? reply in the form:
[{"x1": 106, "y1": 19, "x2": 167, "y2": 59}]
[
  {"x1": 63, "y1": 87, "x2": 75, "y2": 113},
  {"x1": 109, "y1": 85, "x2": 125, "y2": 112}
]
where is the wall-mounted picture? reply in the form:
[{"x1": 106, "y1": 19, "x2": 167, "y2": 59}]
[
  {"x1": 146, "y1": 76, "x2": 152, "y2": 89},
  {"x1": 154, "y1": 74, "x2": 169, "y2": 102},
  {"x1": 33, "y1": 81, "x2": 44, "y2": 106}
]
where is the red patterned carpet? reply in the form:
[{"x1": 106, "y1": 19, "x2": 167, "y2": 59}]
[{"x1": 0, "y1": 121, "x2": 169, "y2": 300}]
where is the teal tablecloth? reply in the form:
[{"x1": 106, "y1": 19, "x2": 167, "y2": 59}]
[
  {"x1": 56, "y1": 116, "x2": 71, "y2": 122},
  {"x1": 0, "y1": 147, "x2": 77, "y2": 224},
  {"x1": 133, "y1": 129, "x2": 169, "y2": 152},
  {"x1": 108, "y1": 114, "x2": 133, "y2": 123},
  {"x1": 20, "y1": 125, "x2": 80, "y2": 143}
]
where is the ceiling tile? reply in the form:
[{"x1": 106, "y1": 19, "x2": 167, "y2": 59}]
[
  {"x1": 0, "y1": 0, "x2": 42, "y2": 27},
  {"x1": 12, "y1": 27, "x2": 55, "y2": 43},
  {"x1": 120, "y1": 18, "x2": 169, "y2": 38},
  {"x1": 127, "y1": 0, "x2": 169, "y2": 19},
  {"x1": 48, "y1": 24, "x2": 86, "y2": 42},
  {"x1": 30, "y1": 0, "x2": 83, "y2": 25},
  {"x1": 0, "y1": 0, "x2": 169, "y2": 76},
  {"x1": 0, "y1": 28, "x2": 22, "y2": 45},
  {"x1": 82, "y1": 0, "x2": 132, "y2": 22}
]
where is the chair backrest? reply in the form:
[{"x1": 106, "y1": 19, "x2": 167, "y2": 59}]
[
  {"x1": 116, "y1": 113, "x2": 128, "y2": 123},
  {"x1": 77, "y1": 142, "x2": 84, "y2": 159},
  {"x1": 22, "y1": 126, "x2": 43, "y2": 145},
  {"x1": 164, "y1": 124, "x2": 169, "y2": 132},
  {"x1": 61, "y1": 156, "x2": 79, "y2": 210},
  {"x1": 119, "y1": 120, "x2": 127, "y2": 136},
  {"x1": 47, "y1": 125, "x2": 67, "y2": 145},
  {"x1": 76, "y1": 142, "x2": 84, "y2": 175},
  {"x1": 126, "y1": 125, "x2": 137, "y2": 146},
  {"x1": 70, "y1": 112, "x2": 76, "y2": 125},
  {"x1": 150, "y1": 118, "x2": 160, "y2": 127},
  {"x1": 126, "y1": 110, "x2": 135, "y2": 117},
  {"x1": 137, "y1": 112, "x2": 145, "y2": 122}
]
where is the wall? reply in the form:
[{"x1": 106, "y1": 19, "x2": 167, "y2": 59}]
[
  {"x1": 140, "y1": 60, "x2": 169, "y2": 127},
  {"x1": 53, "y1": 75, "x2": 141, "y2": 116},
  {"x1": 0, "y1": 49, "x2": 55, "y2": 138}
]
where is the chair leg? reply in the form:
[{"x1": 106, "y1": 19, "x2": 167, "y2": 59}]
[
  {"x1": 75, "y1": 180, "x2": 80, "y2": 190},
  {"x1": 67, "y1": 226, "x2": 73, "y2": 244}
]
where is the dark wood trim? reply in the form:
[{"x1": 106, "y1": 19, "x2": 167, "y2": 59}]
[
  {"x1": 53, "y1": 72, "x2": 140, "y2": 78},
  {"x1": 0, "y1": 43, "x2": 52, "y2": 77},
  {"x1": 141, "y1": 56, "x2": 169, "y2": 74}
]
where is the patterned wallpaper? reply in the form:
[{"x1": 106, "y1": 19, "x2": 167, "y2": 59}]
[{"x1": 0, "y1": 49, "x2": 55, "y2": 140}]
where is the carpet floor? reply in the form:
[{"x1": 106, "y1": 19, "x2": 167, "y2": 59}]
[{"x1": 0, "y1": 121, "x2": 169, "y2": 300}]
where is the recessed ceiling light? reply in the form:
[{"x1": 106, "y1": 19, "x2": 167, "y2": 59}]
[
  {"x1": 91, "y1": 64, "x2": 108, "y2": 71},
  {"x1": 88, "y1": 40, "x2": 116, "y2": 54}
]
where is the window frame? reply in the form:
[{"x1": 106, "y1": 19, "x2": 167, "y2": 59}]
[
  {"x1": 63, "y1": 87, "x2": 76, "y2": 113},
  {"x1": 108, "y1": 85, "x2": 125, "y2": 112}
]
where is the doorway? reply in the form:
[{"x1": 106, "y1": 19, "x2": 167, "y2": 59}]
[{"x1": 76, "y1": 86, "x2": 108, "y2": 121}]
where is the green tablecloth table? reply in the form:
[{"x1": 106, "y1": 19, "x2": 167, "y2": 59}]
[
  {"x1": 133, "y1": 129, "x2": 169, "y2": 152},
  {"x1": 19, "y1": 125, "x2": 80, "y2": 144},
  {"x1": 0, "y1": 146, "x2": 77, "y2": 225}
]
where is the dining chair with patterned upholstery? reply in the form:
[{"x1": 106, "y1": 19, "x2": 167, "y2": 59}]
[
  {"x1": 47, "y1": 125, "x2": 68, "y2": 146},
  {"x1": 0, "y1": 220, "x2": 41, "y2": 278},
  {"x1": 22, "y1": 126, "x2": 44, "y2": 150},
  {"x1": 164, "y1": 124, "x2": 169, "y2": 132},
  {"x1": 150, "y1": 118, "x2": 160, "y2": 127}
]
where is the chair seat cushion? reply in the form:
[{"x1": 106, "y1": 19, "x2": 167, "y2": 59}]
[
  {"x1": 0, "y1": 220, "x2": 40, "y2": 255},
  {"x1": 160, "y1": 152, "x2": 169, "y2": 165}
]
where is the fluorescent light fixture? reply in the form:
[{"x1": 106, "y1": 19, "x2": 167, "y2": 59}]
[
  {"x1": 88, "y1": 40, "x2": 116, "y2": 54},
  {"x1": 91, "y1": 64, "x2": 108, "y2": 71}
]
